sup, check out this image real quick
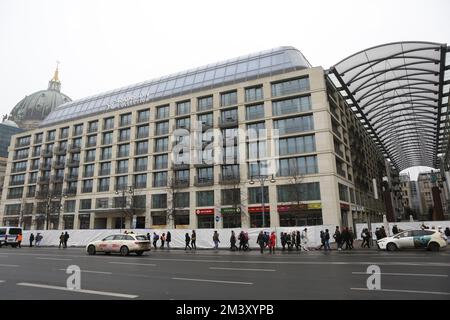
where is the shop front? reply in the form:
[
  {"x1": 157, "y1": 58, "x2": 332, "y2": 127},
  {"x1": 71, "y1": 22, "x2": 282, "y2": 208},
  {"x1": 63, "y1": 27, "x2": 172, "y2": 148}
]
[
  {"x1": 196, "y1": 208, "x2": 214, "y2": 229},
  {"x1": 248, "y1": 206, "x2": 270, "y2": 228},
  {"x1": 221, "y1": 207, "x2": 241, "y2": 228},
  {"x1": 278, "y1": 203, "x2": 323, "y2": 226}
]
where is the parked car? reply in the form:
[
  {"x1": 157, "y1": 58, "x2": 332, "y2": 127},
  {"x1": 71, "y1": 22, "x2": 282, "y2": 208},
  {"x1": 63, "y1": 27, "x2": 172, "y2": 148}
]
[
  {"x1": 0, "y1": 227, "x2": 22, "y2": 247},
  {"x1": 377, "y1": 229, "x2": 447, "y2": 252},
  {"x1": 86, "y1": 234, "x2": 150, "y2": 256}
]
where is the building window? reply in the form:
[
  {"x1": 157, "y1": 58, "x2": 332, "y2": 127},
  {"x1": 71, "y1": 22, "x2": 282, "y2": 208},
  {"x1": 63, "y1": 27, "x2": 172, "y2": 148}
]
[
  {"x1": 73, "y1": 124, "x2": 83, "y2": 136},
  {"x1": 101, "y1": 147, "x2": 112, "y2": 160},
  {"x1": 154, "y1": 137, "x2": 168, "y2": 152},
  {"x1": 174, "y1": 192, "x2": 190, "y2": 208},
  {"x1": 152, "y1": 194, "x2": 167, "y2": 209},
  {"x1": 134, "y1": 157, "x2": 148, "y2": 172},
  {"x1": 102, "y1": 132, "x2": 113, "y2": 145},
  {"x1": 273, "y1": 96, "x2": 311, "y2": 116},
  {"x1": 223, "y1": 214, "x2": 241, "y2": 228},
  {"x1": 154, "y1": 154, "x2": 168, "y2": 170},
  {"x1": 134, "y1": 174, "x2": 147, "y2": 189},
  {"x1": 221, "y1": 91, "x2": 237, "y2": 107},
  {"x1": 273, "y1": 115, "x2": 314, "y2": 135},
  {"x1": 174, "y1": 210, "x2": 189, "y2": 225},
  {"x1": 246, "y1": 104, "x2": 264, "y2": 121},
  {"x1": 339, "y1": 183, "x2": 349, "y2": 202},
  {"x1": 277, "y1": 182, "x2": 321, "y2": 202},
  {"x1": 136, "y1": 125, "x2": 149, "y2": 139},
  {"x1": 221, "y1": 108, "x2": 238, "y2": 122},
  {"x1": 88, "y1": 121, "x2": 98, "y2": 133},
  {"x1": 34, "y1": 133, "x2": 43, "y2": 144},
  {"x1": 137, "y1": 109, "x2": 150, "y2": 123},
  {"x1": 271, "y1": 77, "x2": 310, "y2": 97},
  {"x1": 117, "y1": 160, "x2": 128, "y2": 174},
  {"x1": 116, "y1": 176, "x2": 128, "y2": 190},
  {"x1": 119, "y1": 128, "x2": 130, "y2": 142},
  {"x1": 155, "y1": 121, "x2": 169, "y2": 136},
  {"x1": 117, "y1": 144, "x2": 130, "y2": 158},
  {"x1": 120, "y1": 113, "x2": 131, "y2": 127},
  {"x1": 277, "y1": 156, "x2": 318, "y2": 176},
  {"x1": 197, "y1": 215, "x2": 214, "y2": 229},
  {"x1": 151, "y1": 212, "x2": 167, "y2": 225},
  {"x1": 79, "y1": 215, "x2": 90, "y2": 229},
  {"x1": 98, "y1": 178, "x2": 110, "y2": 192},
  {"x1": 85, "y1": 149, "x2": 96, "y2": 162},
  {"x1": 99, "y1": 162, "x2": 111, "y2": 176},
  {"x1": 64, "y1": 200, "x2": 76, "y2": 212},
  {"x1": 84, "y1": 164, "x2": 94, "y2": 178},
  {"x1": 248, "y1": 186, "x2": 269, "y2": 204},
  {"x1": 136, "y1": 140, "x2": 148, "y2": 155},
  {"x1": 198, "y1": 96, "x2": 213, "y2": 111},
  {"x1": 153, "y1": 171, "x2": 167, "y2": 187},
  {"x1": 221, "y1": 189, "x2": 240, "y2": 205},
  {"x1": 176, "y1": 100, "x2": 191, "y2": 115},
  {"x1": 278, "y1": 135, "x2": 316, "y2": 155},
  {"x1": 197, "y1": 113, "x2": 213, "y2": 127},
  {"x1": 60, "y1": 127, "x2": 69, "y2": 139},
  {"x1": 176, "y1": 117, "x2": 190, "y2": 129},
  {"x1": 80, "y1": 199, "x2": 92, "y2": 210},
  {"x1": 197, "y1": 191, "x2": 214, "y2": 207},
  {"x1": 156, "y1": 105, "x2": 169, "y2": 119},
  {"x1": 82, "y1": 179, "x2": 93, "y2": 193},
  {"x1": 86, "y1": 135, "x2": 97, "y2": 147},
  {"x1": 245, "y1": 85, "x2": 263, "y2": 102},
  {"x1": 104, "y1": 117, "x2": 114, "y2": 130},
  {"x1": 47, "y1": 130, "x2": 56, "y2": 141}
]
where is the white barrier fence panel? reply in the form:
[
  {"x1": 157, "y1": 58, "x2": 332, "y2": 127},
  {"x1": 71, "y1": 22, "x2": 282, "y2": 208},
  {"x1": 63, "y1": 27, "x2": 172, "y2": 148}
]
[
  {"x1": 22, "y1": 225, "x2": 335, "y2": 249},
  {"x1": 355, "y1": 220, "x2": 450, "y2": 239}
]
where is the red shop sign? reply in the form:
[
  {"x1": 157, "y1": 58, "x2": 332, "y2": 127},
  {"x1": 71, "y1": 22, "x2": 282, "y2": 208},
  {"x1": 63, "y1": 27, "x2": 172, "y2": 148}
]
[
  {"x1": 195, "y1": 208, "x2": 214, "y2": 215},
  {"x1": 248, "y1": 206, "x2": 270, "y2": 214}
]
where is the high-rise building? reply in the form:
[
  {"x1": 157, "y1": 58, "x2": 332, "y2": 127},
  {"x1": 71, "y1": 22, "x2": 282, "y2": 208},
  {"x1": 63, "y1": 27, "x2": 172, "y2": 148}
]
[{"x1": 0, "y1": 47, "x2": 391, "y2": 230}]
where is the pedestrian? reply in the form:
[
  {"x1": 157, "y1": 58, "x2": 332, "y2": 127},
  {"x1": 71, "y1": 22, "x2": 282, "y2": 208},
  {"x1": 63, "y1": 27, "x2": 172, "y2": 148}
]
[
  {"x1": 269, "y1": 231, "x2": 276, "y2": 254},
  {"x1": 392, "y1": 225, "x2": 399, "y2": 235},
  {"x1": 296, "y1": 230, "x2": 301, "y2": 251},
  {"x1": 324, "y1": 229, "x2": 331, "y2": 250},
  {"x1": 153, "y1": 232, "x2": 159, "y2": 249},
  {"x1": 445, "y1": 227, "x2": 450, "y2": 242},
  {"x1": 348, "y1": 227, "x2": 354, "y2": 250},
  {"x1": 185, "y1": 233, "x2": 192, "y2": 250},
  {"x1": 238, "y1": 231, "x2": 245, "y2": 251},
  {"x1": 286, "y1": 232, "x2": 292, "y2": 251},
  {"x1": 160, "y1": 233, "x2": 166, "y2": 248},
  {"x1": 264, "y1": 232, "x2": 270, "y2": 248},
  {"x1": 257, "y1": 231, "x2": 265, "y2": 254},
  {"x1": 319, "y1": 230, "x2": 325, "y2": 250},
  {"x1": 63, "y1": 231, "x2": 69, "y2": 249},
  {"x1": 380, "y1": 226, "x2": 387, "y2": 238},
  {"x1": 301, "y1": 228, "x2": 309, "y2": 251},
  {"x1": 375, "y1": 228, "x2": 381, "y2": 241},
  {"x1": 29, "y1": 233, "x2": 34, "y2": 247},
  {"x1": 59, "y1": 232, "x2": 64, "y2": 249},
  {"x1": 35, "y1": 233, "x2": 42, "y2": 247},
  {"x1": 281, "y1": 232, "x2": 286, "y2": 251},
  {"x1": 291, "y1": 231, "x2": 296, "y2": 251},
  {"x1": 191, "y1": 230, "x2": 197, "y2": 250},
  {"x1": 213, "y1": 230, "x2": 220, "y2": 250},
  {"x1": 166, "y1": 231, "x2": 171, "y2": 249},
  {"x1": 230, "y1": 230, "x2": 237, "y2": 251},
  {"x1": 333, "y1": 226, "x2": 342, "y2": 250},
  {"x1": 146, "y1": 232, "x2": 151, "y2": 241},
  {"x1": 361, "y1": 228, "x2": 368, "y2": 248},
  {"x1": 342, "y1": 227, "x2": 349, "y2": 250},
  {"x1": 17, "y1": 232, "x2": 22, "y2": 248}
]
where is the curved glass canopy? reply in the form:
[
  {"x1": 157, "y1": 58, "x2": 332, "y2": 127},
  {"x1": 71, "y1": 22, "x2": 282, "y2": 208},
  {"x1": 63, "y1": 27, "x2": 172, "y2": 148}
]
[
  {"x1": 330, "y1": 41, "x2": 449, "y2": 171},
  {"x1": 41, "y1": 46, "x2": 311, "y2": 126}
]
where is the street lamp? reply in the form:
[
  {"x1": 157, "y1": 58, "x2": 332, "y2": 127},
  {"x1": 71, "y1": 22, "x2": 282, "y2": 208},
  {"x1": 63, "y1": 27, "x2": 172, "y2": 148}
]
[
  {"x1": 115, "y1": 185, "x2": 135, "y2": 232},
  {"x1": 249, "y1": 174, "x2": 275, "y2": 228}
]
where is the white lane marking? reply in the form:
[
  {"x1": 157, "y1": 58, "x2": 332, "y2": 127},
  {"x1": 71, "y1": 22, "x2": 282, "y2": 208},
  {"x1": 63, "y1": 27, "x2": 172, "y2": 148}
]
[
  {"x1": 172, "y1": 277, "x2": 253, "y2": 285},
  {"x1": 351, "y1": 287, "x2": 450, "y2": 296},
  {"x1": 58, "y1": 269, "x2": 112, "y2": 275},
  {"x1": 209, "y1": 267, "x2": 276, "y2": 272},
  {"x1": 36, "y1": 257, "x2": 72, "y2": 261},
  {"x1": 0, "y1": 280, "x2": 5, "y2": 283},
  {"x1": 352, "y1": 272, "x2": 448, "y2": 277},
  {"x1": 16, "y1": 282, "x2": 138, "y2": 298},
  {"x1": 0, "y1": 264, "x2": 19, "y2": 267},
  {"x1": 108, "y1": 262, "x2": 156, "y2": 266}
]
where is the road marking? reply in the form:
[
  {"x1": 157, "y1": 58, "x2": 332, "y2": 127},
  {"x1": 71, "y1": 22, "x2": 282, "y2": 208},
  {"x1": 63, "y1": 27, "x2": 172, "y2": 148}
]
[
  {"x1": 352, "y1": 272, "x2": 448, "y2": 277},
  {"x1": 209, "y1": 267, "x2": 276, "y2": 272},
  {"x1": 58, "y1": 269, "x2": 112, "y2": 275},
  {"x1": 172, "y1": 277, "x2": 253, "y2": 285},
  {"x1": 17, "y1": 282, "x2": 138, "y2": 298},
  {"x1": 108, "y1": 262, "x2": 156, "y2": 266},
  {"x1": 0, "y1": 264, "x2": 19, "y2": 267},
  {"x1": 36, "y1": 257, "x2": 72, "y2": 261},
  {"x1": 351, "y1": 287, "x2": 450, "y2": 296},
  {"x1": 0, "y1": 280, "x2": 5, "y2": 283}
]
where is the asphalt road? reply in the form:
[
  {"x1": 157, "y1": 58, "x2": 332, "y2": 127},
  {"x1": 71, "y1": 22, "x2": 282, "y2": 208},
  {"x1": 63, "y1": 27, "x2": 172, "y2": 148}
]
[{"x1": 0, "y1": 246, "x2": 449, "y2": 300}]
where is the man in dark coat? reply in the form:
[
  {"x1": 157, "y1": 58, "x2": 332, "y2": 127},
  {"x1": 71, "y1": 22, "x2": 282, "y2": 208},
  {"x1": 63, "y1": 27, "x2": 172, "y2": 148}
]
[
  {"x1": 166, "y1": 231, "x2": 171, "y2": 249},
  {"x1": 333, "y1": 226, "x2": 342, "y2": 250},
  {"x1": 29, "y1": 233, "x2": 35, "y2": 247},
  {"x1": 257, "y1": 231, "x2": 265, "y2": 254},
  {"x1": 63, "y1": 231, "x2": 69, "y2": 248}
]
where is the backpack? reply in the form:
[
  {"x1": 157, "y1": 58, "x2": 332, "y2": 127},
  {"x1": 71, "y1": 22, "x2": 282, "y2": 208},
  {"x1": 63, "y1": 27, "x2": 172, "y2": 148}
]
[{"x1": 155, "y1": 234, "x2": 159, "y2": 240}]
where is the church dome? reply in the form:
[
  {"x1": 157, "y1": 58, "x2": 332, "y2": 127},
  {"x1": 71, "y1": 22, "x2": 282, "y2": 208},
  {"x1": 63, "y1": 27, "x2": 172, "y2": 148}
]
[{"x1": 9, "y1": 66, "x2": 71, "y2": 129}]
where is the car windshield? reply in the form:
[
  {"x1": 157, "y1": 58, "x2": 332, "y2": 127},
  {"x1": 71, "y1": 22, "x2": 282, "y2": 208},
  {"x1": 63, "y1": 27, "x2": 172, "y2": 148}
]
[
  {"x1": 103, "y1": 235, "x2": 115, "y2": 241},
  {"x1": 136, "y1": 235, "x2": 148, "y2": 241}
]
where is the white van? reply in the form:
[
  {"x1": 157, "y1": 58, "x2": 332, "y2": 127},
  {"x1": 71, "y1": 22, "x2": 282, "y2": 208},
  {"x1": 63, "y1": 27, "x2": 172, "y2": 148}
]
[{"x1": 0, "y1": 227, "x2": 23, "y2": 247}]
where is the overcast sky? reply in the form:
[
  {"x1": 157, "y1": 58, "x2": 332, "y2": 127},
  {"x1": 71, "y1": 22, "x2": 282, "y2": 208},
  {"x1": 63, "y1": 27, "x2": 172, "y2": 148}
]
[{"x1": 0, "y1": 0, "x2": 449, "y2": 178}]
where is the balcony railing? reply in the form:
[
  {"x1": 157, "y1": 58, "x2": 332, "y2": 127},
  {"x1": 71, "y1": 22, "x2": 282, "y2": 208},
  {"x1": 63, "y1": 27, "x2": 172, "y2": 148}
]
[
  {"x1": 53, "y1": 161, "x2": 66, "y2": 169},
  {"x1": 54, "y1": 146, "x2": 67, "y2": 155},
  {"x1": 173, "y1": 163, "x2": 190, "y2": 170},
  {"x1": 218, "y1": 116, "x2": 238, "y2": 128},
  {"x1": 194, "y1": 176, "x2": 214, "y2": 187},
  {"x1": 28, "y1": 178, "x2": 37, "y2": 184},
  {"x1": 41, "y1": 150, "x2": 53, "y2": 157},
  {"x1": 10, "y1": 180, "x2": 25, "y2": 186},
  {"x1": 98, "y1": 170, "x2": 110, "y2": 176},
  {"x1": 38, "y1": 176, "x2": 50, "y2": 184},
  {"x1": 50, "y1": 175, "x2": 64, "y2": 183},
  {"x1": 219, "y1": 173, "x2": 240, "y2": 185},
  {"x1": 65, "y1": 174, "x2": 78, "y2": 181},
  {"x1": 85, "y1": 156, "x2": 96, "y2": 162},
  {"x1": 88, "y1": 126, "x2": 98, "y2": 133},
  {"x1": 68, "y1": 144, "x2": 81, "y2": 153},
  {"x1": 63, "y1": 188, "x2": 77, "y2": 197},
  {"x1": 173, "y1": 179, "x2": 190, "y2": 188},
  {"x1": 83, "y1": 171, "x2": 94, "y2": 178},
  {"x1": 39, "y1": 164, "x2": 52, "y2": 171},
  {"x1": 134, "y1": 165, "x2": 147, "y2": 172},
  {"x1": 15, "y1": 140, "x2": 30, "y2": 148},
  {"x1": 82, "y1": 187, "x2": 93, "y2": 193},
  {"x1": 86, "y1": 141, "x2": 97, "y2": 148},
  {"x1": 12, "y1": 167, "x2": 26, "y2": 173},
  {"x1": 66, "y1": 159, "x2": 80, "y2": 167},
  {"x1": 13, "y1": 153, "x2": 29, "y2": 160},
  {"x1": 30, "y1": 164, "x2": 40, "y2": 170}
]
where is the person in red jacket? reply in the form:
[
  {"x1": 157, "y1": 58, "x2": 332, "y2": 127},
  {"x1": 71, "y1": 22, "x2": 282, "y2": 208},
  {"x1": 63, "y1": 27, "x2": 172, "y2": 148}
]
[{"x1": 269, "y1": 231, "x2": 276, "y2": 254}]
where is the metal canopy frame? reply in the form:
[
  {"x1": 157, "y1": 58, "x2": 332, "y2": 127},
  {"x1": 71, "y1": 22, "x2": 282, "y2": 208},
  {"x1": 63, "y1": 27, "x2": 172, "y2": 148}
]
[{"x1": 330, "y1": 41, "x2": 449, "y2": 171}]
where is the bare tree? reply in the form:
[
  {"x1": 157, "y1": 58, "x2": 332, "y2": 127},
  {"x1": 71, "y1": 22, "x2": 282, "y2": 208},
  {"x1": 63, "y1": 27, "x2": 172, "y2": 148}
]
[{"x1": 286, "y1": 166, "x2": 305, "y2": 225}]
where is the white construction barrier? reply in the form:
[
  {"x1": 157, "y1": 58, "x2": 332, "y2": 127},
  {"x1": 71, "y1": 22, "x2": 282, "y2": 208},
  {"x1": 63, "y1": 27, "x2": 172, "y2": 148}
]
[
  {"x1": 21, "y1": 225, "x2": 335, "y2": 249},
  {"x1": 355, "y1": 220, "x2": 450, "y2": 240}
]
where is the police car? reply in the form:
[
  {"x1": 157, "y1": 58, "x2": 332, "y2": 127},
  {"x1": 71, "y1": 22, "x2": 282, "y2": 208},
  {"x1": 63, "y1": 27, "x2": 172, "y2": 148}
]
[
  {"x1": 86, "y1": 233, "x2": 150, "y2": 256},
  {"x1": 377, "y1": 229, "x2": 447, "y2": 252},
  {"x1": 0, "y1": 227, "x2": 22, "y2": 247}
]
